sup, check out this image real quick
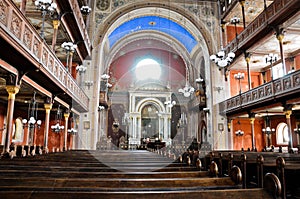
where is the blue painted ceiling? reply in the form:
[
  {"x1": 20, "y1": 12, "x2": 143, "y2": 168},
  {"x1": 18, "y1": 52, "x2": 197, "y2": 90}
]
[{"x1": 108, "y1": 16, "x2": 197, "y2": 53}]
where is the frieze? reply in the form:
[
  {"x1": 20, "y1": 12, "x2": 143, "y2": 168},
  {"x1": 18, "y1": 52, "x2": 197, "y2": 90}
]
[
  {"x1": 283, "y1": 77, "x2": 291, "y2": 90},
  {"x1": 23, "y1": 26, "x2": 32, "y2": 49},
  {"x1": 0, "y1": 1, "x2": 8, "y2": 25},
  {"x1": 32, "y1": 37, "x2": 39, "y2": 57},
  {"x1": 10, "y1": 11, "x2": 21, "y2": 39}
]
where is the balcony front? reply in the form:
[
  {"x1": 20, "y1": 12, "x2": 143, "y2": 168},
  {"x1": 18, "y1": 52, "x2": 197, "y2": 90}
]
[{"x1": 0, "y1": 0, "x2": 89, "y2": 112}]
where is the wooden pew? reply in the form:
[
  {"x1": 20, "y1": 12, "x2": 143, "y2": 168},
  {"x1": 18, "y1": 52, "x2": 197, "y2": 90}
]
[{"x1": 0, "y1": 149, "x2": 281, "y2": 199}]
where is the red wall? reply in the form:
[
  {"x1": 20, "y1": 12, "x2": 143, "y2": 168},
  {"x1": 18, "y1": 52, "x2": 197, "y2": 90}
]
[
  {"x1": 232, "y1": 118, "x2": 264, "y2": 151},
  {"x1": 226, "y1": 25, "x2": 244, "y2": 45},
  {"x1": 109, "y1": 49, "x2": 186, "y2": 90}
]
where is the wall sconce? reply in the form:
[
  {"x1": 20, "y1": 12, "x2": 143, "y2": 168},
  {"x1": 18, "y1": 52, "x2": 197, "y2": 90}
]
[
  {"x1": 235, "y1": 130, "x2": 244, "y2": 136},
  {"x1": 76, "y1": 65, "x2": 87, "y2": 74},
  {"x1": 85, "y1": 80, "x2": 93, "y2": 89},
  {"x1": 80, "y1": 6, "x2": 92, "y2": 15},
  {"x1": 195, "y1": 78, "x2": 204, "y2": 83},
  {"x1": 178, "y1": 83, "x2": 195, "y2": 98},
  {"x1": 98, "y1": 105, "x2": 105, "y2": 111},
  {"x1": 203, "y1": 107, "x2": 209, "y2": 113},
  {"x1": 164, "y1": 100, "x2": 176, "y2": 108},
  {"x1": 294, "y1": 124, "x2": 300, "y2": 135},
  {"x1": 67, "y1": 128, "x2": 77, "y2": 135},
  {"x1": 0, "y1": 124, "x2": 6, "y2": 131},
  {"x1": 101, "y1": 74, "x2": 112, "y2": 89}
]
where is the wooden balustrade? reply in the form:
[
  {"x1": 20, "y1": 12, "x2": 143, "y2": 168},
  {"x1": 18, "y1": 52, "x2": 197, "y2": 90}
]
[
  {"x1": 221, "y1": 70, "x2": 300, "y2": 114},
  {"x1": 0, "y1": 0, "x2": 89, "y2": 111},
  {"x1": 224, "y1": 0, "x2": 300, "y2": 58}
]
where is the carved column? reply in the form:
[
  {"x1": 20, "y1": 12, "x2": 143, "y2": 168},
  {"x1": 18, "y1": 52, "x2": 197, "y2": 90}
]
[
  {"x1": 245, "y1": 52, "x2": 252, "y2": 90},
  {"x1": 63, "y1": 112, "x2": 70, "y2": 151},
  {"x1": 4, "y1": 86, "x2": 20, "y2": 153},
  {"x1": 43, "y1": 103, "x2": 52, "y2": 153},
  {"x1": 51, "y1": 19, "x2": 60, "y2": 51},
  {"x1": 239, "y1": 0, "x2": 246, "y2": 28},
  {"x1": 249, "y1": 112, "x2": 256, "y2": 150},
  {"x1": 276, "y1": 28, "x2": 286, "y2": 75},
  {"x1": 284, "y1": 107, "x2": 293, "y2": 152}
]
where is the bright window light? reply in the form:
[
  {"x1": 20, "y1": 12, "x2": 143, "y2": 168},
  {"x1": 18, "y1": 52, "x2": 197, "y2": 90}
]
[{"x1": 135, "y1": 58, "x2": 161, "y2": 81}]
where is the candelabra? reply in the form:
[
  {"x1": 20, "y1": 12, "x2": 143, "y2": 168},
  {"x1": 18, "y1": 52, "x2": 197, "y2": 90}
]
[
  {"x1": 101, "y1": 74, "x2": 112, "y2": 89},
  {"x1": 178, "y1": 83, "x2": 195, "y2": 98},
  {"x1": 230, "y1": 16, "x2": 240, "y2": 37},
  {"x1": 265, "y1": 53, "x2": 278, "y2": 80},
  {"x1": 22, "y1": 92, "x2": 42, "y2": 146},
  {"x1": 61, "y1": 42, "x2": 77, "y2": 72},
  {"x1": 34, "y1": 0, "x2": 57, "y2": 39},
  {"x1": 210, "y1": 50, "x2": 235, "y2": 68},
  {"x1": 85, "y1": 81, "x2": 94, "y2": 89},
  {"x1": 234, "y1": 72, "x2": 245, "y2": 94},
  {"x1": 51, "y1": 105, "x2": 64, "y2": 133},
  {"x1": 262, "y1": 112, "x2": 275, "y2": 147},
  {"x1": 76, "y1": 65, "x2": 87, "y2": 87}
]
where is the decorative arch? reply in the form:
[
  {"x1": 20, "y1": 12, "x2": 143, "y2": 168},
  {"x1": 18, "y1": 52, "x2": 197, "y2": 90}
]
[
  {"x1": 93, "y1": 3, "x2": 215, "y2": 55},
  {"x1": 136, "y1": 97, "x2": 166, "y2": 113}
]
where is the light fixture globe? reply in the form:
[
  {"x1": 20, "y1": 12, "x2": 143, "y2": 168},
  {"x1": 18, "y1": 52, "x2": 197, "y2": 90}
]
[{"x1": 210, "y1": 50, "x2": 235, "y2": 68}]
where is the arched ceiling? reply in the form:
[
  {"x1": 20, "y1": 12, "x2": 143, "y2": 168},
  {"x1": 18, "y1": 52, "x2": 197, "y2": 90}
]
[{"x1": 108, "y1": 15, "x2": 198, "y2": 53}]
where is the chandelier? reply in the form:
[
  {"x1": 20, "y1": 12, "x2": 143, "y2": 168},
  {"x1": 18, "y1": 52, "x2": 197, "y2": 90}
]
[
  {"x1": 22, "y1": 91, "x2": 42, "y2": 130},
  {"x1": 178, "y1": 66, "x2": 194, "y2": 97},
  {"x1": 210, "y1": 50, "x2": 235, "y2": 68},
  {"x1": 67, "y1": 113, "x2": 77, "y2": 135},
  {"x1": 51, "y1": 105, "x2": 64, "y2": 133},
  {"x1": 34, "y1": 0, "x2": 57, "y2": 39}
]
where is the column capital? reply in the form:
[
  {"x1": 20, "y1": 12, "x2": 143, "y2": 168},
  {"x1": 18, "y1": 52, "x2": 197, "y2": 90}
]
[
  {"x1": 64, "y1": 112, "x2": 70, "y2": 119},
  {"x1": 52, "y1": 19, "x2": 60, "y2": 29},
  {"x1": 249, "y1": 117, "x2": 255, "y2": 124},
  {"x1": 277, "y1": 34, "x2": 284, "y2": 43},
  {"x1": 285, "y1": 110, "x2": 292, "y2": 119},
  {"x1": 6, "y1": 85, "x2": 20, "y2": 100},
  {"x1": 239, "y1": 0, "x2": 245, "y2": 7},
  {"x1": 244, "y1": 52, "x2": 251, "y2": 63},
  {"x1": 44, "y1": 103, "x2": 53, "y2": 111}
]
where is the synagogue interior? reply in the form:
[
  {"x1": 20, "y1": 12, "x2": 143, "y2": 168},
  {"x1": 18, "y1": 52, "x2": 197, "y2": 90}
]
[{"x1": 0, "y1": 0, "x2": 300, "y2": 198}]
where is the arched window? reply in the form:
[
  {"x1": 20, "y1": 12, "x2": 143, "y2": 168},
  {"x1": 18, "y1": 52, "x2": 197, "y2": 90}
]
[{"x1": 276, "y1": 122, "x2": 289, "y2": 145}]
